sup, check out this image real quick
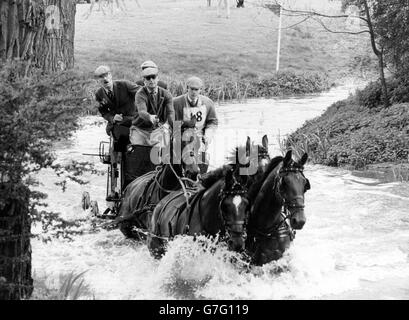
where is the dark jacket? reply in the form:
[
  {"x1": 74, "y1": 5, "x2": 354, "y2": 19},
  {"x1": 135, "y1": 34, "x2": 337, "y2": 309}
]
[
  {"x1": 96, "y1": 80, "x2": 139, "y2": 128},
  {"x1": 133, "y1": 86, "x2": 175, "y2": 130}
]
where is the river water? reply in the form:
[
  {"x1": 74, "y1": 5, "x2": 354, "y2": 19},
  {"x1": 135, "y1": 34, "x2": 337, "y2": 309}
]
[{"x1": 31, "y1": 82, "x2": 409, "y2": 300}]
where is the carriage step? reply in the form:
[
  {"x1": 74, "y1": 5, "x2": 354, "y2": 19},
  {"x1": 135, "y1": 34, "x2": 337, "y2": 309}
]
[
  {"x1": 95, "y1": 208, "x2": 118, "y2": 220},
  {"x1": 106, "y1": 194, "x2": 121, "y2": 202}
]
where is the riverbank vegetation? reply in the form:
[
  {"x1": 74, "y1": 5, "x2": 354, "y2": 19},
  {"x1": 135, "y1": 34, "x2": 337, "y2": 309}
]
[
  {"x1": 283, "y1": 1, "x2": 409, "y2": 181},
  {"x1": 286, "y1": 81, "x2": 409, "y2": 168}
]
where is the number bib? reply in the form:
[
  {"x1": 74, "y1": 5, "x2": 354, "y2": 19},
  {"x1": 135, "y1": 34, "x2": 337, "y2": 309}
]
[{"x1": 183, "y1": 101, "x2": 207, "y2": 133}]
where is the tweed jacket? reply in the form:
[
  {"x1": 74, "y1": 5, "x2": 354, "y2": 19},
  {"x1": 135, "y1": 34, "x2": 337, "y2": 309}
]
[{"x1": 132, "y1": 86, "x2": 175, "y2": 130}]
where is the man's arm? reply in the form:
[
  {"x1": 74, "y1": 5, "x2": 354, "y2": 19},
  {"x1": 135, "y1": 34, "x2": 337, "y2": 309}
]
[
  {"x1": 135, "y1": 90, "x2": 153, "y2": 123},
  {"x1": 96, "y1": 91, "x2": 114, "y2": 123},
  {"x1": 124, "y1": 80, "x2": 140, "y2": 95},
  {"x1": 203, "y1": 100, "x2": 218, "y2": 140},
  {"x1": 120, "y1": 80, "x2": 140, "y2": 126},
  {"x1": 164, "y1": 91, "x2": 175, "y2": 127}
]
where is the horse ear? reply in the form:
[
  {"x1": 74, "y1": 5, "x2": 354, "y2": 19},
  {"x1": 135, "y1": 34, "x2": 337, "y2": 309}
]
[
  {"x1": 262, "y1": 135, "x2": 268, "y2": 151},
  {"x1": 246, "y1": 136, "x2": 251, "y2": 156},
  {"x1": 283, "y1": 150, "x2": 292, "y2": 165},
  {"x1": 225, "y1": 168, "x2": 234, "y2": 186},
  {"x1": 300, "y1": 153, "x2": 308, "y2": 166}
]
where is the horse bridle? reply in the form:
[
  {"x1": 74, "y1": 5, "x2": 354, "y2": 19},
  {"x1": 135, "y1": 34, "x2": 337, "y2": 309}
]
[
  {"x1": 275, "y1": 165, "x2": 308, "y2": 239},
  {"x1": 218, "y1": 180, "x2": 249, "y2": 238},
  {"x1": 278, "y1": 165, "x2": 307, "y2": 213},
  {"x1": 250, "y1": 165, "x2": 307, "y2": 241}
]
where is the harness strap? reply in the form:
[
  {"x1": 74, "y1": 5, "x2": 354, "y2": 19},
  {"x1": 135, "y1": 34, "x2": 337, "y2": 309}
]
[{"x1": 156, "y1": 191, "x2": 186, "y2": 236}]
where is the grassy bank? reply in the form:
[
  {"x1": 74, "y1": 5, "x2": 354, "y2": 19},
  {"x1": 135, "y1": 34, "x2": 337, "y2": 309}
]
[
  {"x1": 75, "y1": 0, "x2": 376, "y2": 89},
  {"x1": 285, "y1": 81, "x2": 409, "y2": 181}
]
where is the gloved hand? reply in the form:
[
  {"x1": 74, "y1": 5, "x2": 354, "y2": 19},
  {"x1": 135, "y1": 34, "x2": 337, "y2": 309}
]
[
  {"x1": 182, "y1": 115, "x2": 197, "y2": 129},
  {"x1": 149, "y1": 114, "x2": 159, "y2": 125},
  {"x1": 113, "y1": 114, "x2": 123, "y2": 123}
]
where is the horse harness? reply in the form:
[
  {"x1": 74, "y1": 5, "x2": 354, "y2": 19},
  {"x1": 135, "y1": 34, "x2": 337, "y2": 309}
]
[
  {"x1": 217, "y1": 180, "x2": 249, "y2": 238},
  {"x1": 248, "y1": 164, "x2": 308, "y2": 243},
  {"x1": 278, "y1": 165, "x2": 307, "y2": 213}
]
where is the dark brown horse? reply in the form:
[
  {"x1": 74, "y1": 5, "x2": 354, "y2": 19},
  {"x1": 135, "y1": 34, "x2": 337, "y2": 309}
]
[
  {"x1": 146, "y1": 136, "x2": 271, "y2": 258},
  {"x1": 147, "y1": 168, "x2": 249, "y2": 258},
  {"x1": 117, "y1": 146, "x2": 200, "y2": 239},
  {"x1": 245, "y1": 150, "x2": 310, "y2": 266}
]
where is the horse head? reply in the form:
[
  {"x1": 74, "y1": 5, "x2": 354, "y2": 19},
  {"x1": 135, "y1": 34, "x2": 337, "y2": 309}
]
[
  {"x1": 177, "y1": 135, "x2": 204, "y2": 181},
  {"x1": 229, "y1": 135, "x2": 271, "y2": 188},
  {"x1": 277, "y1": 150, "x2": 310, "y2": 230},
  {"x1": 219, "y1": 168, "x2": 249, "y2": 252}
]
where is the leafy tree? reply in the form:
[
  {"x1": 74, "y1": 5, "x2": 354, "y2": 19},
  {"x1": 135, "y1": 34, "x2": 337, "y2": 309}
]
[
  {"x1": 266, "y1": 0, "x2": 409, "y2": 107},
  {"x1": 370, "y1": 1, "x2": 409, "y2": 81},
  {"x1": 0, "y1": 61, "x2": 92, "y2": 299},
  {"x1": 0, "y1": 0, "x2": 85, "y2": 299}
]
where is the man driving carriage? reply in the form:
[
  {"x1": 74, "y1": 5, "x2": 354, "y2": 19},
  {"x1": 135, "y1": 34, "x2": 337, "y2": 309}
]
[
  {"x1": 129, "y1": 61, "x2": 175, "y2": 160},
  {"x1": 94, "y1": 65, "x2": 139, "y2": 201},
  {"x1": 173, "y1": 76, "x2": 218, "y2": 174}
]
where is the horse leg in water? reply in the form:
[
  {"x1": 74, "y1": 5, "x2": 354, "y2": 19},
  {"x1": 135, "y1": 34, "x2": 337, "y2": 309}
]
[
  {"x1": 147, "y1": 233, "x2": 167, "y2": 259},
  {"x1": 146, "y1": 192, "x2": 183, "y2": 259},
  {"x1": 250, "y1": 235, "x2": 292, "y2": 266}
]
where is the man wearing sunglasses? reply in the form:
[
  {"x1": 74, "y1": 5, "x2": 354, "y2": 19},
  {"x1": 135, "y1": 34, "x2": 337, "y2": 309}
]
[
  {"x1": 130, "y1": 61, "x2": 174, "y2": 151},
  {"x1": 94, "y1": 65, "x2": 139, "y2": 201},
  {"x1": 173, "y1": 76, "x2": 218, "y2": 174},
  {"x1": 135, "y1": 60, "x2": 168, "y2": 90}
]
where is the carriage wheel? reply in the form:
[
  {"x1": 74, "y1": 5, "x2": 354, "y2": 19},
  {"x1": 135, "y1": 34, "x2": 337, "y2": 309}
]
[
  {"x1": 90, "y1": 200, "x2": 99, "y2": 216},
  {"x1": 81, "y1": 191, "x2": 91, "y2": 210}
]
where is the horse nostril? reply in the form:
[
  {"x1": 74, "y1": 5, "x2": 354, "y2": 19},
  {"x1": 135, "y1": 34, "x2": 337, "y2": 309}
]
[{"x1": 291, "y1": 218, "x2": 305, "y2": 229}]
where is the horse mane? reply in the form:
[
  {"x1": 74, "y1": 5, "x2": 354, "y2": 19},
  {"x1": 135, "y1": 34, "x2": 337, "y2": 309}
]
[
  {"x1": 200, "y1": 143, "x2": 250, "y2": 190},
  {"x1": 248, "y1": 155, "x2": 283, "y2": 201},
  {"x1": 226, "y1": 143, "x2": 251, "y2": 165},
  {"x1": 200, "y1": 164, "x2": 233, "y2": 189}
]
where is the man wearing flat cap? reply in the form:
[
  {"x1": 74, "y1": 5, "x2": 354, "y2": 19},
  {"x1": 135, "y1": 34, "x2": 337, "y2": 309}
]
[
  {"x1": 130, "y1": 61, "x2": 174, "y2": 150},
  {"x1": 173, "y1": 76, "x2": 218, "y2": 174},
  {"x1": 94, "y1": 65, "x2": 139, "y2": 200},
  {"x1": 135, "y1": 60, "x2": 168, "y2": 90}
]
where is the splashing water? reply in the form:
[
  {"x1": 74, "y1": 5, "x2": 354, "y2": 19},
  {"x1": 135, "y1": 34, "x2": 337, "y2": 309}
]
[{"x1": 32, "y1": 84, "x2": 409, "y2": 299}]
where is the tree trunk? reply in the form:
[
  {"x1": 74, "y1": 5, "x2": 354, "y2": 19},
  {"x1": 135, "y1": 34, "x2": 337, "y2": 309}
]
[
  {"x1": 377, "y1": 48, "x2": 390, "y2": 107},
  {"x1": 363, "y1": 0, "x2": 390, "y2": 107},
  {"x1": 0, "y1": 185, "x2": 33, "y2": 300},
  {"x1": 0, "y1": 0, "x2": 76, "y2": 73}
]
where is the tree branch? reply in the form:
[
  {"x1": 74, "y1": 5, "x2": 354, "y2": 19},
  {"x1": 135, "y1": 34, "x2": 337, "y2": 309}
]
[
  {"x1": 281, "y1": 16, "x2": 312, "y2": 30},
  {"x1": 311, "y1": 16, "x2": 370, "y2": 35}
]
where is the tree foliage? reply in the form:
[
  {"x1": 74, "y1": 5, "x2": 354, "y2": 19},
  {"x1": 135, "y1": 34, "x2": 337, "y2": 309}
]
[
  {"x1": 371, "y1": 1, "x2": 409, "y2": 80},
  {"x1": 0, "y1": 62, "x2": 94, "y2": 220}
]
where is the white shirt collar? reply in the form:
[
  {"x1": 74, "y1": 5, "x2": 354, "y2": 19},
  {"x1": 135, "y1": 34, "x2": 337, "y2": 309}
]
[{"x1": 187, "y1": 94, "x2": 199, "y2": 105}]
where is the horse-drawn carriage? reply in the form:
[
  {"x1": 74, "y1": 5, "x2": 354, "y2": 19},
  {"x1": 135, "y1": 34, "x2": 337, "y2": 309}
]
[
  {"x1": 81, "y1": 134, "x2": 157, "y2": 218},
  {"x1": 82, "y1": 134, "x2": 311, "y2": 266}
]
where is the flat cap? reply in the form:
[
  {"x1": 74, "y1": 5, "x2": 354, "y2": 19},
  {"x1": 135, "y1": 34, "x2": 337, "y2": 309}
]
[
  {"x1": 186, "y1": 76, "x2": 204, "y2": 89},
  {"x1": 141, "y1": 60, "x2": 158, "y2": 70},
  {"x1": 141, "y1": 60, "x2": 158, "y2": 77},
  {"x1": 94, "y1": 65, "x2": 111, "y2": 77}
]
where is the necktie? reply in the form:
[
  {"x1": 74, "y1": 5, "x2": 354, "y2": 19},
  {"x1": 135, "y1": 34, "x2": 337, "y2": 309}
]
[
  {"x1": 107, "y1": 89, "x2": 114, "y2": 101},
  {"x1": 151, "y1": 91, "x2": 157, "y2": 108}
]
